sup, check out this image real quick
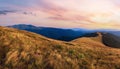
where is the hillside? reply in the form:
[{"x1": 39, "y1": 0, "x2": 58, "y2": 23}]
[
  {"x1": 0, "y1": 26, "x2": 120, "y2": 69},
  {"x1": 74, "y1": 32, "x2": 120, "y2": 48}
]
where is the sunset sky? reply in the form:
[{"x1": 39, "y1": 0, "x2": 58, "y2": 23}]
[{"x1": 0, "y1": 0, "x2": 120, "y2": 29}]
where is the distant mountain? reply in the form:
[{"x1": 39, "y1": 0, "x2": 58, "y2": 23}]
[
  {"x1": 109, "y1": 31, "x2": 120, "y2": 37},
  {"x1": 0, "y1": 26, "x2": 120, "y2": 69},
  {"x1": 8, "y1": 24, "x2": 92, "y2": 41},
  {"x1": 90, "y1": 29, "x2": 120, "y2": 37}
]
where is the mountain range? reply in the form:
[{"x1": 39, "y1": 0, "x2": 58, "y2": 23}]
[
  {"x1": 8, "y1": 24, "x2": 93, "y2": 41},
  {"x1": 8, "y1": 24, "x2": 120, "y2": 41},
  {"x1": 0, "y1": 26, "x2": 120, "y2": 69}
]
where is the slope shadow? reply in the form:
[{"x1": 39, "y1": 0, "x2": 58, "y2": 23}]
[{"x1": 102, "y1": 33, "x2": 120, "y2": 48}]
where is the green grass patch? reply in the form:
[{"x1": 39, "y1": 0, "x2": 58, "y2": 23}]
[
  {"x1": 55, "y1": 45, "x2": 63, "y2": 50},
  {"x1": 68, "y1": 50, "x2": 75, "y2": 55},
  {"x1": 77, "y1": 53, "x2": 85, "y2": 59}
]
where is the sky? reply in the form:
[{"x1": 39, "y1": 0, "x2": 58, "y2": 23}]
[{"x1": 0, "y1": 0, "x2": 120, "y2": 30}]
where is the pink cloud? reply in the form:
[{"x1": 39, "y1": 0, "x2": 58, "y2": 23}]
[
  {"x1": 48, "y1": 14, "x2": 93, "y2": 24},
  {"x1": 37, "y1": 1, "x2": 68, "y2": 17}
]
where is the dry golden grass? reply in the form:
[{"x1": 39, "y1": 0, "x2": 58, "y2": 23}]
[{"x1": 0, "y1": 26, "x2": 119, "y2": 69}]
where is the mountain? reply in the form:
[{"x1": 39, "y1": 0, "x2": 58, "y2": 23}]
[
  {"x1": 8, "y1": 24, "x2": 93, "y2": 41},
  {"x1": 0, "y1": 26, "x2": 120, "y2": 69}
]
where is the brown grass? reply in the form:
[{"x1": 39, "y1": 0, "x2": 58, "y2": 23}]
[{"x1": 0, "y1": 26, "x2": 119, "y2": 69}]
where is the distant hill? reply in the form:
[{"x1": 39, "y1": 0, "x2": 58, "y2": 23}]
[
  {"x1": 75, "y1": 32, "x2": 120, "y2": 48},
  {"x1": 8, "y1": 24, "x2": 93, "y2": 41},
  {"x1": 102, "y1": 33, "x2": 120, "y2": 48},
  {"x1": 0, "y1": 26, "x2": 120, "y2": 69}
]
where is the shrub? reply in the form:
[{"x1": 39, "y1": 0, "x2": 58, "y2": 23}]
[
  {"x1": 68, "y1": 50, "x2": 75, "y2": 55},
  {"x1": 78, "y1": 53, "x2": 85, "y2": 59},
  {"x1": 55, "y1": 45, "x2": 63, "y2": 50}
]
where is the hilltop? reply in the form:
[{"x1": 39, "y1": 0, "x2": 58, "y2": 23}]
[{"x1": 0, "y1": 26, "x2": 120, "y2": 69}]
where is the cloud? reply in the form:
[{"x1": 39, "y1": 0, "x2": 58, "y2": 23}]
[
  {"x1": 37, "y1": 0, "x2": 94, "y2": 24},
  {"x1": 22, "y1": 12, "x2": 36, "y2": 16},
  {"x1": 35, "y1": 0, "x2": 68, "y2": 16},
  {"x1": 0, "y1": 10, "x2": 17, "y2": 15},
  {"x1": 0, "y1": 9, "x2": 36, "y2": 16},
  {"x1": 47, "y1": 12, "x2": 94, "y2": 24}
]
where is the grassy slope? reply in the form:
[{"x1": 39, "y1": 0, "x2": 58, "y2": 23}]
[{"x1": 0, "y1": 26, "x2": 120, "y2": 69}]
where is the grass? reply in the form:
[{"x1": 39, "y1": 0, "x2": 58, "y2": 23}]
[
  {"x1": 55, "y1": 45, "x2": 63, "y2": 50},
  {"x1": 77, "y1": 53, "x2": 85, "y2": 59},
  {"x1": 0, "y1": 26, "x2": 119, "y2": 69},
  {"x1": 68, "y1": 50, "x2": 75, "y2": 55}
]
